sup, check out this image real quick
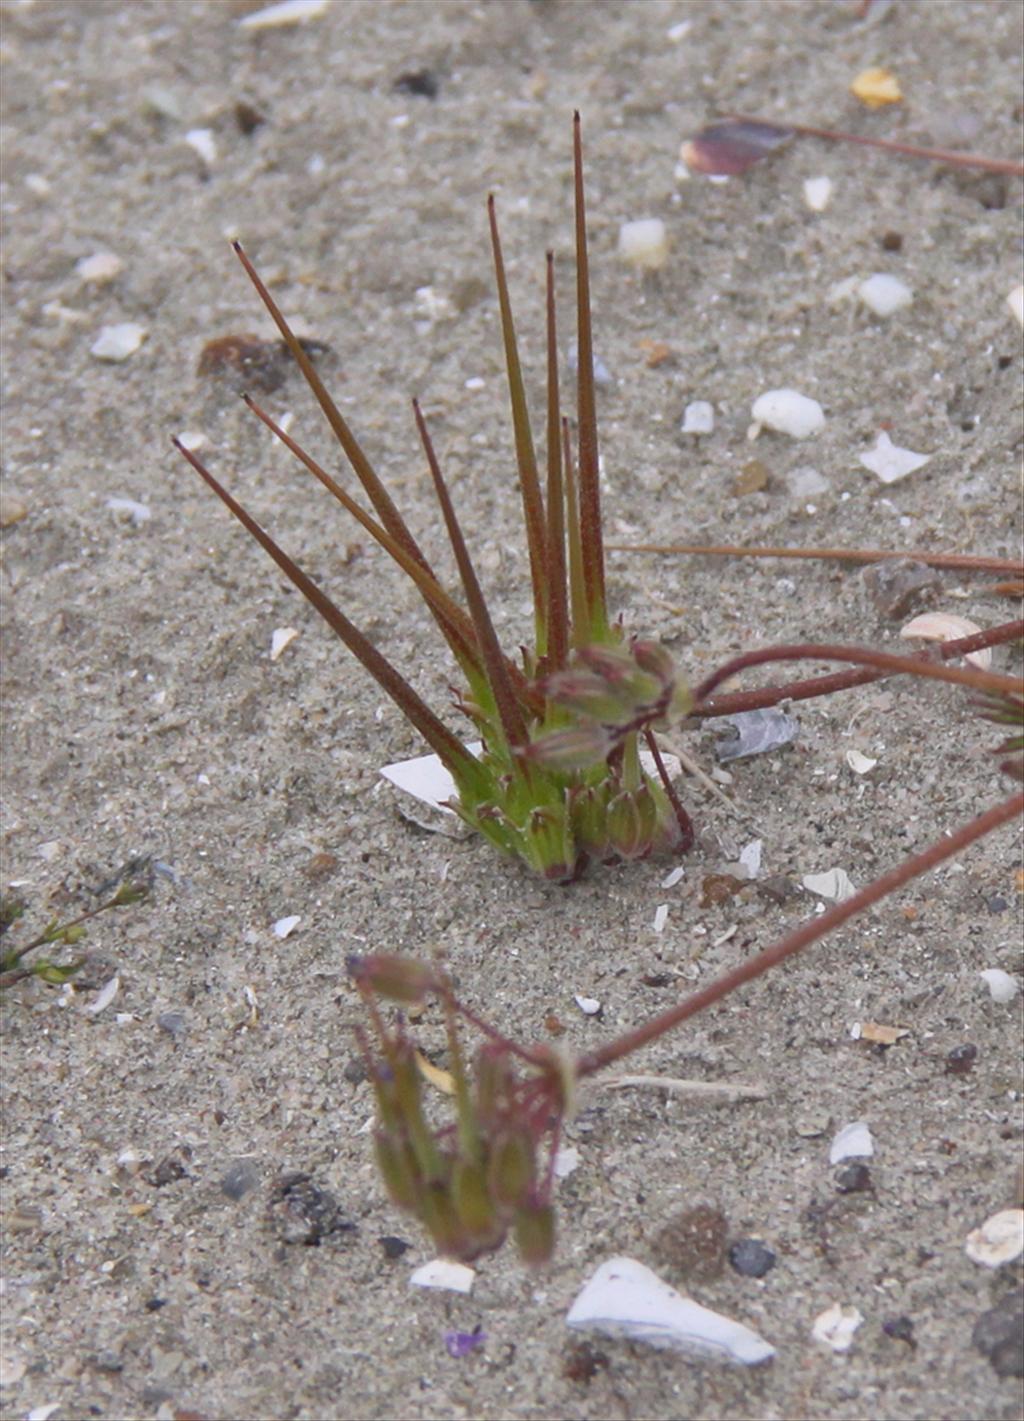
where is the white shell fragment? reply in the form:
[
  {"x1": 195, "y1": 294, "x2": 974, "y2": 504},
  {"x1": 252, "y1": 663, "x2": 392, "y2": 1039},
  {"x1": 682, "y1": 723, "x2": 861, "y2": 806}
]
[
  {"x1": 1005, "y1": 284, "x2": 1023, "y2": 328},
  {"x1": 566, "y1": 1257, "x2": 775, "y2": 1365},
  {"x1": 964, "y1": 1209, "x2": 1024, "y2": 1268},
  {"x1": 900, "y1": 612, "x2": 991, "y2": 670},
  {"x1": 845, "y1": 749, "x2": 878, "y2": 774},
  {"x1": 410, "y1": 1257, "x2": 475, "y2": 1293},
  {"x1": 738, "y1": 839, "x2": 763, "y2": 879},
  {"x1": 803, "y1": 176, "x2": 833, "y2": 212},
  {"x1": 681, "y1": 400, "x2": 715, "y2": 435},
  {"x1": 90, "y1": 322, "x2": 147, "y2": 362},
  {"x1": 858, "y1": 273, "x2": 912, "y2": 317},
  {"x1": 829, "y1": 1120, "x2": 874, "y2": 1165},
  {"x1": 553, "y1": 1145, "x2": 581, "y2": 1179},
  {"x1": 106, "y1": 496, "x2": 151, "y2": 526},
  {"x1": 185, "y1": 128, "x2": 218, "y2": 167},
  {"x1": 85, "y1": 976, "x2": 120, "y2": 1016},
  {"x1": 751, "y1": 389, "x2": 825, "y2": 440},
  {"x1": 76, "y1": 251, "x2": 122, "y2": 284},
  {"x1": 802, "y1": 868, "x2": 856, "y2": 902},
  {"x1": 652, "y1": 903, "x2": 669, "y2": 934},
  {"x1": 979, "y1": 968, "x2": 1018, "y2": 1003},
  {"x1": 239, "y1": 0, "x2": 329, "y2": 28},
  {"x1": 618, "y1": 218, "x2": 669, "y2": 272},
  {"x1": 272, "y1": 915, "x2": 301, "y2": 940},
  {"x1": 270, "y1": 627, "x2": 300, "y2": 661},
  {"x1": 661, "y1": 865, "x2": 685, "y2": 889},
  {"x1": 574, "y1": 994, "x2": 601, "y2": 1016},
  {"x1": 858, "y1": 431, "x2": 931, "y2": 484},
  {"x1": 812, "y1": 1303, "x2": 864, "y2": 1353}
]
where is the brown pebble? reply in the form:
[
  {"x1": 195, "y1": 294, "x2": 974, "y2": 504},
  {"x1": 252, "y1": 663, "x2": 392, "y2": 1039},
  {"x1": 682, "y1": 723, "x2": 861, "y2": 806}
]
[
  {"x1": 734, "y1": 459, "x2": 770, "y2": 496},
  {"x1": 197, "y1": 332, "x2": 329, "y2": 395},
  {"x1": 700, "y1": 873, "x2": 746, "y2": 909},
  {"x1": 304, "y1": 851, "x2": 339, "y2": 879},
  {"x1": 654, "y1": 1203, "x2": 728, "y2": 1281},
  {"x1": 234, "y1": 100, "x2": 266, "y2": 135},
  {"x1": 880, "y1": 230, "x2": 903, "y2": 252},
  {"x1": 0, "y1": 492, "x2": 29, "y2": 528},
  {"x1": 945, "y1": 1043, "x2": 978, "y2": 1076},
  {"x1": 861, "y1": 558, "x2": 941, "y2": 620}
]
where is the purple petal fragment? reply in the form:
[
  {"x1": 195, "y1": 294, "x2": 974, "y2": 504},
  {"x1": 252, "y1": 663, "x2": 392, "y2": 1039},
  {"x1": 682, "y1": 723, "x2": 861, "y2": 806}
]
[
  {"x1": 681, "y1": 120, "x2": 793, "y2": 177},
  {"x1": 444, "y1": 1325, "x2": 487, "y2": 1359},
  {"x1": 715, "y1": 709, "x2": 799, "y2": 762}
]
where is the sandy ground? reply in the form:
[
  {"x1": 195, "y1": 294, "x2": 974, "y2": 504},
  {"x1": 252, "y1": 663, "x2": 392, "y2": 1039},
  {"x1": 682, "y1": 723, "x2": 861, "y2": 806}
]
[{"x1": 2, "y1": 2, "x2": 1023, "y2": 1419}]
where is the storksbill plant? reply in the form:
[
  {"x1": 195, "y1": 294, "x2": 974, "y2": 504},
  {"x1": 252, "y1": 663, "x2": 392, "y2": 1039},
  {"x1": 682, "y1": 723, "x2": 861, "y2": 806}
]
[{"x1": 175, "y1": 115, "x2": 693, "y2": 882}]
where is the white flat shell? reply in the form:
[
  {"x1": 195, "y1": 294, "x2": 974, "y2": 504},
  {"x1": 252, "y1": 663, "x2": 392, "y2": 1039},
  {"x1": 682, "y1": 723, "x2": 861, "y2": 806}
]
[
  {"x1": 857, "y1": 273, "x2": 912, "y2": 317},
  {"x1": 812, "y1": 1302, "x2": 863, "y2": 1352},
  {"x1": 566, "y1": 1256, "x2": 775, "y2": 1364},
  {"x1": 900, "y1": 612, "x2": 991, "y2": 670},
  {"x1": 858, "y1": 431, "x2": 931, "y2": 484},
  {"x1": 802, "y1": 868, "x2": 857, "y2": 902},
  {"x1": 409, "y1": 1257, "x2": 475, "y2": 1293},
  {"x1": 845, "y1": 750, "x2": 877, "y2": 774},
  {"x1": 238, "y1": 0, "x2": 329, "y2": 28},
  {"x1": 270, "y1": 627, "x2": 300, "y2": 661},
  {"x1": 738, "y1": 839, "x2": 763, "y2": 879},
  {"x1": 751, "y1": 389, "x2": 825, "y2": 440},
  {"x1": 272, "y1": 915, "x2": 301, "y2": 939},
  {"x1": 965, "y1": 1209, "x2": 1024, "y2": 1268},
  {"x1": 979, "y1": 968, "x2": 1018, "y2": 1003},
  {"x1": 574, "y1": 994, "x2": 601, "y2": 1016},
  {"x1": 85, "y1": 976, "x2": 120, "y2": 1016},
  {"x1": 91, "y1": 322, "x2": 147, "y2": 361},
  {"x1": 681, "y1": 400, "x2": 715, "y2": 434},
  {"x1": 829, "y1": 1120, "x2": 874, "y2": 1164}
]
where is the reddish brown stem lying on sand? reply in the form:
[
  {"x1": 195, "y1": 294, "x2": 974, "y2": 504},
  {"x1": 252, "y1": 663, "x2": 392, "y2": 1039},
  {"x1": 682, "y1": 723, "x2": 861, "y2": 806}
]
[
  {"x1": 576, "y1": 787, "x2": 1024, "y2": 1078},
  {"x1": 692, "y1": 622, "x2": 1024, "y2": 718},
  {"x1": 606, "y1": 541, "x2": 1024, "y2": 579},
  {"x1": 726, "y1": 112, "x2": 1024, "y2": 177}
]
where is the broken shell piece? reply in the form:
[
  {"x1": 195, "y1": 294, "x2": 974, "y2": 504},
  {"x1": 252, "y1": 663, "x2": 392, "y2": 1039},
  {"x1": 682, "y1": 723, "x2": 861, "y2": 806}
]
[
  {"x1": 856, "y1": 1022, "x2": 908, "y2": 1046},
  {"x1": 965, "y1": 1209, "x2": 1024, "y2": 1268},
  {"x1": 812, "y1": 1302, "x2": 864, "y2": 1352},
  {"x1": 850, "y1": 66, "x2": 902, "y2": 108},
  {"x1": 802, "y1": 868, "x2": 856, "y2": 903},
  {"x1": 574, "y1": 994, "x2": 601, "y2": 1016},
  {"x1": 979, "y1": 968, "x2": 1018, "y2": 1003},
  {"x1": 900, "y1": 612, "x2": 991, "y2": 670},
  {"x1": 681, "y1": 400, "x2": 714, "y2": 435},
  {"x1": 738, "y1": 839, "x2": 762, "y2": 879},
  {"x1": 272, "y1": 915, "x2": 301, "y2": 939},
  {"x1": 653, "y1": 903, "x2": 669, "y2": 934},
  {"x1": 238, "y1": 0, "x2": 328, "y2": 29},
  {"x1": 553, "y1": 1146, "x2": 581, "y2": 1179},
  {"x1": 566, "y1": 1256, "x2": 775, "y2": 1364},
  {"x1": 1007, "y1": 285, "x2": 1024, "y2": 328},
  {"x1": 410, "y1": 1258, "x2": 475, "y2": 1293},
  {"x1": 270, "y1": 627, "x2": 300, "y2": 661},
  {"x1": 85, "y1": 976, "x2": 120, "y2": 1016},
  {"x1": 857, "y1": 274, "x2": 913, "y2": 317},
  {"x1": 829, "y1": 1120, "x2": 874, "y2": 1164},
  {"x1": 184, "y1": 128, "x2": 218, "y2": 167},
  {"x1": 618, "y1": 219, "x2": 669, "y2": 272},
  {"x1": 845, "y1": 750, "x2": 878, "y2": 775},
  {"x1": 803, "y1": 176, "x2": 833, "y2": 212},
  {"x1": 751, "y1": 389, "x2": 825, "y2": 440},
  {"x1": 91, "y1": 322, "x2": 147, "y2": 362},
  {"x1": 106, "y1": 496, "x2": 151, "y2": 526},
  {"x1": 858, "y1": 431, "x2": 930, "y2": 484}
]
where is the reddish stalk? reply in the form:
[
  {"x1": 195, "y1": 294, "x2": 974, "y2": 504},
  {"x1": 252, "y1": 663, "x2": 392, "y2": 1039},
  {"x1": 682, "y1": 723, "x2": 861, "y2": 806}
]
[
  {"x1": 726, "y1": 112, "x2": 1024, "y2": 178},
  {"x1": 576, "y1": 788, "x2": 1023, "y2": 1078},
  {"x1": 607, "y1": 541, "x2": 1024, "y2": 578},
  {"x1": 572, "y1": 112, "x2": 607, "y2": 638}
]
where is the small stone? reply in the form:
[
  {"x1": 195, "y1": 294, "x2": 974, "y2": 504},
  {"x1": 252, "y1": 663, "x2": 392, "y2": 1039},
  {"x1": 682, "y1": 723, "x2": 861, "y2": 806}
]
[
  {"x1": 751, "y1": 389, "x2": 825, "y2": 440},
  {"x1": 378, "y1": 1235, "x2": 411, "y2": 1259},
  {"x1": 304, "y1": 851, "x2": 339, "y2": 879},
  {"x1": 728, "y1": 1238, "x2": 776, "y2": 1278},
  {"x1": 882, "y1": 1315, "x2": 916, "y2": 1348},
  {"x1": 76, "y1": 252, "x2": 122, "y2": 284},
  {"x1": 220, "y1": 1159, "x2": 260, "y2": 1201},
  {"x1": 394, "y1": 69, "x2": 439, "y2": 99},
  {"x1": 945, "y1": 1043, "x2": 978, "y2": 1076},
  {"x1": 757, "y1": 875, "x2": 799, "y2": 904},
  {"x1": 803, "y1": 176, "x2": 832, "y2": 212},
  {"x1": 972, "y1": 1289, "x2": 1024, "y2": 1377},
  {"x1": 618, "y1": 219, "x2": 669, "y2": 272},
  {"x1": 803, "y1": 868, "x2": 857, "y2": 903},
  {"x1": 979, "y1": 969, "x2": 1018, "y2": 1003},
  {"x1": 655, "y1": 1204, "x2": 728, "y2": 1282},
  {"x1": 270, "y1": 627, "x2": 299, "y2": 661},
  {"x1": 835, "y1": 1163, "x2": 873, "y2": 1194},
  {"x1": 965, "y1": 1209, "x2": 1024, "y2": 1268},
  {"x1": 268, "y1": 1172, "x2": 354, "y2": 1245},
  {"x1": 857, "y1": 274, "x2": 913, "y2": 317},
  {"x1": 785, "y1": 465, "x2": 830, "y2": 499},
  {"x1": 272, "y1": 915, "x2": 301, "y2": 939},
  {"x1": 91, "y1": 323, "x2": 147, "y2": 362},
  {"x1": 700, "y1": 873, "x2": 746, "y2": 908},
  {"x1": 1006, "y1": 285, "x2": 1023, "y2": 329},
  {"x1": 92, "y1": 1349, "x2": 123, "y2": 1373},
  {"x1": 156, "y1": 1011, "x2": 187, "y2": 1039},
  {"x1": 146, "y1": 1153, "x2": 189, "y2": 1188},
  {"x1": 812, "y1": 1302, "x2": 864, "y2": 1352},
  {"x1": 862, "y1": 558, "x2": 940, "y2": 619},
  {"x1": 0, "y1": 492, "x2": 28, "y2": 528},
  {"x1": 829, "y1": 1120, "x2": 873, "y2": 1163}
]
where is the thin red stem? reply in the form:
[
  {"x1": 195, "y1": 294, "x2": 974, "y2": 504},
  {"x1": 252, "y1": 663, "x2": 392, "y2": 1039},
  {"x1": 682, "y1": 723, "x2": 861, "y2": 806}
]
[
  {"x1": 606, "y1": 541, "x2": 1024, "y2": 578},
  {"x1": 576, "y1": 788, "x2": 1023, "y2": 1078}
]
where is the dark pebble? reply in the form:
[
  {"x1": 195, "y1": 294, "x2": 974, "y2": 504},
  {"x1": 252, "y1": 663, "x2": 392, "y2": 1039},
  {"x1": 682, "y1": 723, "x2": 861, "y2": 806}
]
[
  {"x1": 946, "y1": 1043, "x2": 979, "y2": 1076},
  {"x1": 985, "y1": 894, "x2": 1009, "y2": 915},
  {"x1": 342, "y1": 1057, "x2": 368, "y2": 1085},
  {"x1": 728, "y1": 1238, "x2": 776, "y2": 1278},
  {"x1": 880, "y1": 230, "x2": 904, "y2": 251},
  {"x1": 234, "y1": 100, "x2": 266, "y2": 135},
  {"x1": 146, "y1": 1153, "x2": 189, "y2": 1188},
  {"x1": 220, "y1": 1158, "x2": 260, "y2": 1201},
  {"x1": 394, "y1": 69, "x2": 439, "y2": 99},
  {"x1": 835, "y1": 1163, "x2": 873, "y2": 1194},
  {"x1": 563, "y1": 1340, "x2": 609, "y2": 1384},
  {"x1": 93, "y1": 1349, "x2": 123, "y2": 1372},
  {"x1": 144, "y1": 1297, "x2": 166, "y2": 1312},
  {"x1": 378, "y1": 1235, "x2": 411, "y2": 1260},
  {"x1": 757, "y1": 875, "x2": 799, "y2": 905},
  {"x1": 972, "y1": 1288, "x2": 1024, "y2": 1377},
  {"x1": 882, "y1": 1315, "x2": 916, "y2": 1348},
  {"x1": 268, "y1": 1172, "x2": 355, "y2": 1246}
]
